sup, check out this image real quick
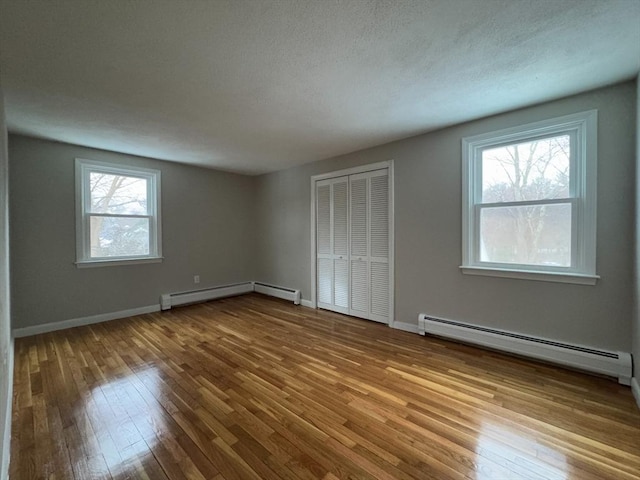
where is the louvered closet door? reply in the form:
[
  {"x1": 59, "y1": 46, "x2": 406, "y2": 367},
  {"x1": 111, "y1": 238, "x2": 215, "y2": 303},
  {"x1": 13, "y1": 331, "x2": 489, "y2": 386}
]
[
  {"x1": 368, "y1": 170, "x2": 390, "y2": 323},
  {"x1": 332, "y1": 179, "x2": 349, "y2": 312},
  {"x1": 316, "y1": 181, "x2": 332, "y2": 307},
  {"x1": 349, "y1": 174, "x2": 369, "y2": 318},
  {"x1": 348, "y1": 169, "x2": 390, "y2": 323},
  {"x1": 316, "y1": 177, "x2": 349, "y2": 314}
]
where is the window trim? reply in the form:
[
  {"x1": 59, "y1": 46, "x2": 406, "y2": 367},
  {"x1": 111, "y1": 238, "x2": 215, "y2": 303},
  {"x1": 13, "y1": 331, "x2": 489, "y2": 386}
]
[
  {"x1": 460, "y1": 110, "x2": 598, "y2": 285},
  {"x1": 75, "y1": 158, "x2": 162, "y2": 267}
]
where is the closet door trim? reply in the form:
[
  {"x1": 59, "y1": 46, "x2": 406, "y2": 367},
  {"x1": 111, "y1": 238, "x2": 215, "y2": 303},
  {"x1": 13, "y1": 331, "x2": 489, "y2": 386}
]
[{"x1": 310, "y1": 160, "x2": 394, "y2": 325}]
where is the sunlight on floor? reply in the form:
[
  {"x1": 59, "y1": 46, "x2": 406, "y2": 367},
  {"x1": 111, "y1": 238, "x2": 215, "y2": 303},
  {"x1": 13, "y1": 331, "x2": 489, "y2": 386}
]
[
  {"x1": 82, "y1": 368, "x2": 164, "y2": 477},
  {"x1": 474, "y1": 422, "x2": 568, "y2": 480}
]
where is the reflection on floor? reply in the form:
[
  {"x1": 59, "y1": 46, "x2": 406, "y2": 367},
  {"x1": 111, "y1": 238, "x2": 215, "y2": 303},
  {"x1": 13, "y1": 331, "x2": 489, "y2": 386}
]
[{"x1": 10, "y1": 293, "x2": 640, "y2": 479}]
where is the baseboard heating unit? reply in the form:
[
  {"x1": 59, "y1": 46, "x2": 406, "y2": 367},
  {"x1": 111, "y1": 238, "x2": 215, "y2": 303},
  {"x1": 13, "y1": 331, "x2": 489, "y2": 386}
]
[
  {"x1": 418, "y1": 314, "x2": 632, "y2": 385},
  {"x1": 161, "y1": 281, "x2": 302, "y2": 310},
  {"x1": 253, "y1": 282, "x2": 301, "y2": 305}
]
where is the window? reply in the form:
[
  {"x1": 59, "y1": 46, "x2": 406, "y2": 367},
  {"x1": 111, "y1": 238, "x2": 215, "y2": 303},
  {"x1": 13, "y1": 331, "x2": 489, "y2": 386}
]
[
  {"x1": 75, "y1": 159, "x2": 162, "y2": 267},
  {"x1": 461, "y1": 110, "x2": 598, "y2": 284}
]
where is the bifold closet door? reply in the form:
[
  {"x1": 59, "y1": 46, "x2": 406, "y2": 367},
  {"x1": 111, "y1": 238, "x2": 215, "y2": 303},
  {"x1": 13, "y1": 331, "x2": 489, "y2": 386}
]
[
  {"x1": 316, "y1": 168, "x2": 390, "y2": 323},
  {"x1": 348, "y1": 169, "x2": 390, "y2": 323},
  {"x1": 368, "y1": 170, "x2": 390, "y2": 323},
  {"x1": 316, "y1": 177, "x2": 349, "y2": 314},
  {"x1": 349, "y1": 174, "x2": 368, "y2": 317}
]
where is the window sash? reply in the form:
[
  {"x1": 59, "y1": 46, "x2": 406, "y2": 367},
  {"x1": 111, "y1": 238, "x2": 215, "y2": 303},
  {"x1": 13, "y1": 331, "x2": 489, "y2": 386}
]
[
  {"x1": 471, "y1": 130, "x2": 578, "y2": 271},
  {"x1": 473, "y1": 198, "x2": 578, "y2": 272},
  {"x1": 473, "y1": 130, "x2": 577, "y2": 205},
  {"x1": 87, "y1": 172, "x2": 150, "y2": 216},
  {"x1": 86, "y1": 213, "x2": 157, "y2": 260}
]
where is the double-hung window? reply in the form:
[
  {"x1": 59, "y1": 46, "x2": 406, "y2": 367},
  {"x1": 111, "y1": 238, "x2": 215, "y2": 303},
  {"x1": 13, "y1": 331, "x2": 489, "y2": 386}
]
[
  {"x1": 75, "y1": 159, "x2": 162, "y2": 266},
  {"x1": 461, "y1": 110, "x2": 598, "y2": 284}
]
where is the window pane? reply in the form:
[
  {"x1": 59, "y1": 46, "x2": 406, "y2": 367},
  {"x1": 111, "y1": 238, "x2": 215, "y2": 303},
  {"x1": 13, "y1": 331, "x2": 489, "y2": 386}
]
[
  {"x1": 90, "y1": 216, "x2": 150, "y2": 258},
  {"x1": 481, "y1": 135, "x2": 570, "y2": 203},
  {"x1": 479, "y1": 203, "x2": 571, "y2": 266},
  {"x1": 89, "y1": 173, "x2": 148, "y2": 214}
]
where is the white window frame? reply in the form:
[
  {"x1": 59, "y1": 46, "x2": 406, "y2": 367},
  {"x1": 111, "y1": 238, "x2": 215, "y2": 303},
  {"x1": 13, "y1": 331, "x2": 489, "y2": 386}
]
[
  {"x1": 75, "y1": 158, "x2": 162, "y2": 267},
  {"x1": 460, "y1": 110, "x2": 598, "y2": 285}
]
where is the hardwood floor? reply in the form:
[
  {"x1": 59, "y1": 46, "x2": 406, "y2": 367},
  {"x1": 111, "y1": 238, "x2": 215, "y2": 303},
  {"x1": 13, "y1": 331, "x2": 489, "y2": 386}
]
[{"x1": 9, "y1": 293, "x2": 640, "y2": 479}]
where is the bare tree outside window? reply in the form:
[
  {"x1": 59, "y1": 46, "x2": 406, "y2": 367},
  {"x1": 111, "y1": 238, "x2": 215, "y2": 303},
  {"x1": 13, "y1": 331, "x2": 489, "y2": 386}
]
[
  {"x1": 479, "y1": 135, "x2": 571, "y2": 266},
  {"x1": 89, "y1": 173, "x2": 150, "y2": 257}
]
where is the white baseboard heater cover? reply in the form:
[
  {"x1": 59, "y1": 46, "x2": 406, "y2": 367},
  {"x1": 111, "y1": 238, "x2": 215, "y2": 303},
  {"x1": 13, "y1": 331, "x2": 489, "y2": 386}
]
[
  {"x1": 161, "y1": 282, "x2": 254, "y2": 310},
  {"x1": 160, "y1": 281, "x2": 301, "y2": 310},
  {"x1": 418, "y1": 314, "x2": 632, "y2": 385},
  {"x1": 253, "y1": 282, "x2": 301, "y2": 305}
]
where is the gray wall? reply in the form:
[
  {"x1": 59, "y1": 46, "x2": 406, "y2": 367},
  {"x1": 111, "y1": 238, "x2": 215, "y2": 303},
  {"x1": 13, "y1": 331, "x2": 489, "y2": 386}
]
[
  {"x1": 0, "y1": 84, "x2": 13, "y2": 480},
  {"x1": 634, "y1": 76, "x2": 640, "y2": 388},
  {"x1": 9, "y1": 135, "x2": 258, "y2": 329},
  {"x1": 256, "y1": 81, "x2": 636, "y2": 352},
  {"x1": 7, "y1": 82, "x2": 637, "y2": 354}
]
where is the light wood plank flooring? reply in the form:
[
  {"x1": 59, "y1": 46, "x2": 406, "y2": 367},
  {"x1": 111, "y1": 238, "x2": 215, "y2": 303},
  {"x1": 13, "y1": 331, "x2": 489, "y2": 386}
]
[{"x1": 10, "y1": 293, "x2": 640, "y2": 479}]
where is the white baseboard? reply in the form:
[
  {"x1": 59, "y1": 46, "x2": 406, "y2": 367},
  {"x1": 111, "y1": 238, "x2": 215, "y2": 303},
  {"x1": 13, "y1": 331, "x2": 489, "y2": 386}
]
[
  {"x1": 392, "y1": 321, "x2": 419, "y2": 334},
  {"x1": 632, "y1": 378, "x2": 640, "y2": 411},
  {"x1": 300, "y1": 299, "x2": 314, "y2": 308},
  {"x1": 12, "y1": 281, "x2": 306, "y2": 338},
  {"x1": 1, "y1": 338, "x2": 14, "y2": 480},
  {"x1": 12, "y1": 304, "x2": 160, "y2": 338}
]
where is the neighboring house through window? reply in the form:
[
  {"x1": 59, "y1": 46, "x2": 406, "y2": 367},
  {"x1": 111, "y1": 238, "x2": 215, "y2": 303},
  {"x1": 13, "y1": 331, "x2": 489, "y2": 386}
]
[
  {"x1": 75, "y1": 159, "x2": 162, "y2": 267},
  {"x1": 461, "y1": 110, "x2": 598, "y2": 284}
]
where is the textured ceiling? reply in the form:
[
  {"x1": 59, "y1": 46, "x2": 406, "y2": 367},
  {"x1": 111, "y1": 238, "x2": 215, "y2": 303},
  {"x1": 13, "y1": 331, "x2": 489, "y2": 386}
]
[{"x1": 1, "y1": 0, "x2": 639, "y2": 175}]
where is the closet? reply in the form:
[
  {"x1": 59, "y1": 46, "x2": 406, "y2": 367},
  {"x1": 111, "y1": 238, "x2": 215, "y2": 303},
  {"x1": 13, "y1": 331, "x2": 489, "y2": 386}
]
[{"x1": 314, "y1": 166, "x2": 392, "y2": 324}]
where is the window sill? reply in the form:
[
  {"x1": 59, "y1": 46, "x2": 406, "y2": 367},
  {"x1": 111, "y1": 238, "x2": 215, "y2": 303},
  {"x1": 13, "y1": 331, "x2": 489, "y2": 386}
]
[
  {"x1": 459, "y1": 266, "x2": 599, "y2": 285},
  {"x1": 75, "y1": 257, "x2": 163, "y2": 268}
]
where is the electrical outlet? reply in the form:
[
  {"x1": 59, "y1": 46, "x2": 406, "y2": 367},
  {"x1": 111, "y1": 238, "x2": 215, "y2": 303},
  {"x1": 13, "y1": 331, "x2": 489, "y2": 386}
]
[{"x1": 194, "y1": 275, "x2": 200, "y2": 284}]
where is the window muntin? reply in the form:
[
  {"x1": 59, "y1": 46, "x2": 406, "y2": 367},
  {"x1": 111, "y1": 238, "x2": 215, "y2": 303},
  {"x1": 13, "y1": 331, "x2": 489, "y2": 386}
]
[
  {"x1": 76, "y1": 159, "x2": 162, "y2": 266},
  {"x1": 461, "y1": 111, "x2": 597, "y2": 284}
]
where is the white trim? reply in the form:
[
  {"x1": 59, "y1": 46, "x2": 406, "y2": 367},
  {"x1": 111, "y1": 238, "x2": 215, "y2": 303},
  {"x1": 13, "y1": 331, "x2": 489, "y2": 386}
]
[
  {"x1": 300, "y1": 299, "x2": 314, "y2": 308},
  {"x1": 13, "y1": 281, "x2": 306, "y2": 337},
  {"x1": 388, "y1": 161, "x2": 395, "y2": 328},
  {"x1": 310, "y1": 161, "x2": 392, "y2": 183},
  {"x1": 0, "y1": 338, "x2": 13, "y2": 480},
  {"x1": 391, "y1": 321, "x2": 419, "y2": 334},
  {"x1": 310, "y1": 177, "x2": 316, "y2": 308},
  {"x1": 76, "y1": 257, "x2": 164, "y2": 268},
  {"x1": 461, "y1": 110, "x2": 598, "y2": 281},
  {"x1": 459, "y1": 266, "x2": 599, "y2": 285},
  {"x1": 75, "y1": 158, "x2": 163, "y2": 266},
  {"x1": 310, "y1": 160, "x2": 395, "y2": 323},
  {"x1": 632, "y1": 378, "x2": 640, "y2": 411},
  {"x1": 12, "y1": 304, "x2": 160, "y2": 338}
]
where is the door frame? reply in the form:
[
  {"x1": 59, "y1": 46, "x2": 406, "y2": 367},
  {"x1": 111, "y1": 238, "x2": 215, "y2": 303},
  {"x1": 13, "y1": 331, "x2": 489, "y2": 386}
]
[{"x1": 310, "y1": 160, "x2": 395, "y2": 325}]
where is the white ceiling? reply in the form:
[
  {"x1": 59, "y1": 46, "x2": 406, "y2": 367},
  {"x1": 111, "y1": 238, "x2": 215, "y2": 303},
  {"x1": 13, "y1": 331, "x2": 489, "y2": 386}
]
[{"x1": 1, "y1": 1, "x2": 639, "y2": 175}]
